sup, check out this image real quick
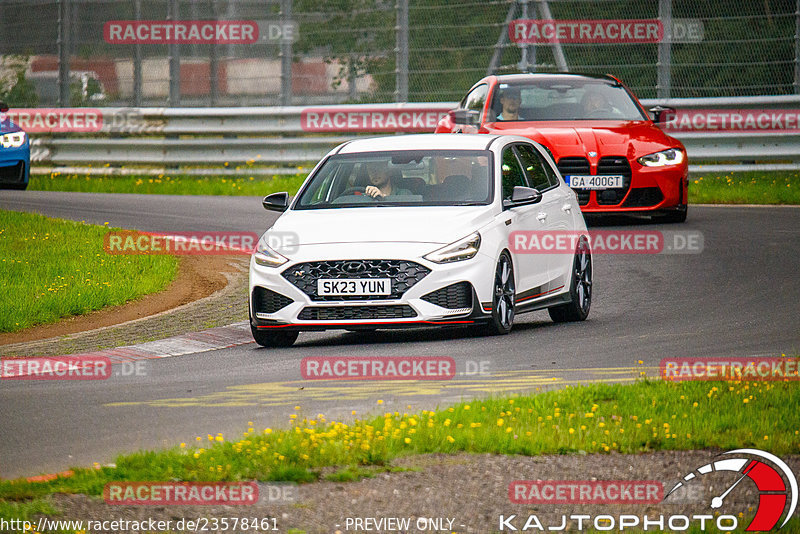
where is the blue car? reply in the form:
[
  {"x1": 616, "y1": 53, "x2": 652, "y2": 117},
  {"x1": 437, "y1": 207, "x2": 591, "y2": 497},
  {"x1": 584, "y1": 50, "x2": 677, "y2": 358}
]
[{"x1": 0, "y1": 102, "x2": 30, "y2": 190}]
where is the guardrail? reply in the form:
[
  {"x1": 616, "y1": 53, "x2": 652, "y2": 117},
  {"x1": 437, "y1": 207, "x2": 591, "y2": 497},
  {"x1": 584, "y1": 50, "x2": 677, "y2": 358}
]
[{"x1": 21, "y1": 96, "x2": 800, "y2": 175}]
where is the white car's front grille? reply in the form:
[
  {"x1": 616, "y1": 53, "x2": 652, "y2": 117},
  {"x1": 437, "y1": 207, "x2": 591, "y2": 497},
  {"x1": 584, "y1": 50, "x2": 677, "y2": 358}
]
[{"x1": 282, "y1": 259, "x2": 431, "y2": 301}]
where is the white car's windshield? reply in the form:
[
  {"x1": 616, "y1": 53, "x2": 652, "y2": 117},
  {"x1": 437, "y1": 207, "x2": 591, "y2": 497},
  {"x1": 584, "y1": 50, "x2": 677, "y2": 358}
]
[
  {"x1": 294, "y1": 150, "x2": 494, "y2": 209},
  {"x1": 491, "y1": 79, "x2": 647, "y2": 122}
]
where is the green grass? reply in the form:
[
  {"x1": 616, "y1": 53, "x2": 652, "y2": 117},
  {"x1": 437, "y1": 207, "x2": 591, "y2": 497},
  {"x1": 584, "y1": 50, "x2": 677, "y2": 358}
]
[
  {"x1": 689, "y1": 170, "x2": 800, "y2": 204},
  {"x1": 29, "y1": 169, "x2": 800, "y2": 205},
  {"x1": 2, "y1": 378, "x2": 797, "y2": 500},
  {"x1": 0, "y1": 210, "x2": 178, "y2": 332},
  {"x1": 29, "y1": 171, "x2": 307, "y2": 196}
]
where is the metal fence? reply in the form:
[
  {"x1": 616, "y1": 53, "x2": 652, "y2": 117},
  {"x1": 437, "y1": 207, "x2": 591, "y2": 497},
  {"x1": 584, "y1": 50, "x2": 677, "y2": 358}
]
[
  {"x1": 24, "y1": 96, "x2": 800, "y2": 174},
  {"x1": 0, "y1": 0, "x2": 798, "y2": 108}
]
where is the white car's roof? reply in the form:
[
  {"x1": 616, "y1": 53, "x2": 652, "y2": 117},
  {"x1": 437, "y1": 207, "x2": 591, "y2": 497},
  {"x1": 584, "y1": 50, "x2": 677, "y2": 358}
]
[{"x1": 336, "y1": 133, "x2": 518, "y2": 154}]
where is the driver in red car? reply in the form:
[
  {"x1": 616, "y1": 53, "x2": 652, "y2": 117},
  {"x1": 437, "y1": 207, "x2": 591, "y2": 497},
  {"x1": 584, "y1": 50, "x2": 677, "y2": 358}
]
[{"x1": 496, "y1": 87, "x2": 526, "y2": 121}]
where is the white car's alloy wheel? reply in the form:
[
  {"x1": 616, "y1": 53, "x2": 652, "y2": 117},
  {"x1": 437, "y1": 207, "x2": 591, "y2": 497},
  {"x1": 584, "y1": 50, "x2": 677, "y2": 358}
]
[{"x1": 486, "y1": 252, "x2": 515, "y2": 335}]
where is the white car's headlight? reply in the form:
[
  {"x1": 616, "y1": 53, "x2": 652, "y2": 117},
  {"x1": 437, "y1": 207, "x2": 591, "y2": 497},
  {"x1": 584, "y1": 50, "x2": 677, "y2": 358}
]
[
  {"x1": 638, "y1": 148, "x2": 684, "y2": 167},
  {"x1": 424, "y1": 232, "x2": 481, "y2": 264},
  {"x1": 0, "y1": 132, "x2": 26, "y2": 148},
  {"x1": 253, "y1": 233, "x2": 289, "y2": 267}
]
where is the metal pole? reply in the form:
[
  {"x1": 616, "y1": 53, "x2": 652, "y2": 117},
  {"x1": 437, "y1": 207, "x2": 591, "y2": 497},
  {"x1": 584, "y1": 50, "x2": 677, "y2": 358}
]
[
  {"x1": 394, "y1": 0, "x2": 409, "y2": 102},
  {"x1": 657, "y1": 0, "x2": 672, "y2": 99},
  {"x1": 348, "y1": 57, "x2": 358, "y2": 101},
  {"x1": 487, "y1": 2, "x2": 517, "y2": 75},
  {"x1": 209, "y1": 0, "x2": 219, "y2": 105},
  {"x1": 133, "y1": 0, "x2": 142, "y2": 106},
  {"x1": 280, "y1": 0, "x2": 293, "y2": 106},
  {"x1": 795, "y1": 0, "x2": 800, "y2": 94},
  {"x1": 537, "y1": 0, "x2": 568, "y2": 72},
  {"x1": 168, "y1": 0, "x2": 180, "y2": 106},
  {"x1": 518, "y1": 0, "x2": 530, "y2": 71},
  {"x1": 57, "y1": 0, "x2": 71, "y2": 107}
]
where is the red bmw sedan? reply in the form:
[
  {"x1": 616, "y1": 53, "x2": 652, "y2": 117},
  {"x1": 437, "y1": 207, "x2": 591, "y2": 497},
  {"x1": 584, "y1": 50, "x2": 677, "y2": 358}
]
[{"x1": 435, "y1": 73, "x2": 688, "y2": 222}]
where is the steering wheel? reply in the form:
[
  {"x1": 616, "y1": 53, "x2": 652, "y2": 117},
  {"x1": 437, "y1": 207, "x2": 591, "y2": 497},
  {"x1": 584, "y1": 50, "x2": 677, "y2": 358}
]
[
  {"x1": 339, "y1": 186, "x2": 381, "y2": 199},
  {"x1": 585, "y1": 107, "x2": 624, "y2": 120}
]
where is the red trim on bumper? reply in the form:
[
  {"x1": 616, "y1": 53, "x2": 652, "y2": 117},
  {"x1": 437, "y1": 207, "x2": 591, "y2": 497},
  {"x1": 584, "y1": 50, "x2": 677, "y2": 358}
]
[{"x1": 257, "y1": 319, "x2": 475, "y2": 329}]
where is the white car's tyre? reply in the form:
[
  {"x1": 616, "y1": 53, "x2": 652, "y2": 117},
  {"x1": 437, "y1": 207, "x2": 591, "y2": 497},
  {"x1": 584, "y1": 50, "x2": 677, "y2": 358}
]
[
  {"x1": 484, "y1": 251, "x2": 515, "y2": 335},
  {"x1": 548, "y1": 237, "x2": 592, "y2": 323},
  {"x1": 251, "y1": 326, "x2": 298, "y2": 347}
]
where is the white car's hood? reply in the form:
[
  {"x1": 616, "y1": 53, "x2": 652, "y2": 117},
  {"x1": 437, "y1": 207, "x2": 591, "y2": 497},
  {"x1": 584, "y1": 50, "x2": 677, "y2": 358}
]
[{"x1": 269, "y1": 206, "x2": 495, "y2": 246}]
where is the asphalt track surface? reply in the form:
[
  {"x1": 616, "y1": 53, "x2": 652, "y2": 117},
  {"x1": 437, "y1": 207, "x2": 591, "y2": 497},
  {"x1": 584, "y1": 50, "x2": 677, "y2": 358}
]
[{"x1": 1, "y1": 191, "x2": 799, "y2": 478}]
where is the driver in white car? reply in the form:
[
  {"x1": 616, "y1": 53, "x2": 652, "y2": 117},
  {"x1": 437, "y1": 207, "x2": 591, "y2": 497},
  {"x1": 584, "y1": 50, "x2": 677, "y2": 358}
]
[{"x1": 364, "y1": 161, "x2": 412, "y2": 198}]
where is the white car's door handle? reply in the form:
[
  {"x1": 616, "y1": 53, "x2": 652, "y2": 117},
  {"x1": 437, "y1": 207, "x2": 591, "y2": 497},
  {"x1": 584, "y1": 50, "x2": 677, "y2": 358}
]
[
  {"x1": 537, "y1": 212, "x2": 548, "y2": 222},
  {"x1": 561, "y1": 203, "x2": 572, "y2": 213}
]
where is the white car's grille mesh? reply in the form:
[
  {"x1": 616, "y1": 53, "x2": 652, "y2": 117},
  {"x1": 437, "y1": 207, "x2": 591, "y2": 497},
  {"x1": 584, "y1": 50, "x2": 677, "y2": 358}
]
[
  {"x1": 298, "y1": 305, "x2": 417, "y2": 321},
  {"x1": 282, "y1": 260, "x2": 431, "y2": 301}
]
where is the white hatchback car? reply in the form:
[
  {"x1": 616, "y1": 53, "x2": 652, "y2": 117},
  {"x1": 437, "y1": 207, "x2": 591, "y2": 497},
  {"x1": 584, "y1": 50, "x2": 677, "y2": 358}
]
[{"x1": 249, "y1": 134, "x2": 591, "y2": 347}]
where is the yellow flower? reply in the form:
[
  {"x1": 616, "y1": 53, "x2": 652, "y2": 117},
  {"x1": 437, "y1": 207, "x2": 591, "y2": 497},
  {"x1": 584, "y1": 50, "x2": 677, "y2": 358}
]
[
  {"x1": 446, "y1": 435, "x2": 455, "y2": 443},
  {"x1": 377, "y1": 399, "x2": 383, "y2": 404},
  {"x1": 568, "y1": 428, "x2": 575, "y2": 434},
  {"x1": 404, "y1": 437, "x2": 412, "y2": 444},
  {"x1": 497, "y1": 418, "x2": 505, "y2": 426}
]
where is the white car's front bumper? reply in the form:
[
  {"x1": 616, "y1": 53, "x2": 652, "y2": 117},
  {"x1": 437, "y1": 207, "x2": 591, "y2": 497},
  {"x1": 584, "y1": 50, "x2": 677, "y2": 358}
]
[{"x1": 249, "y1": 242, "x2": 498, "y2": 331}]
